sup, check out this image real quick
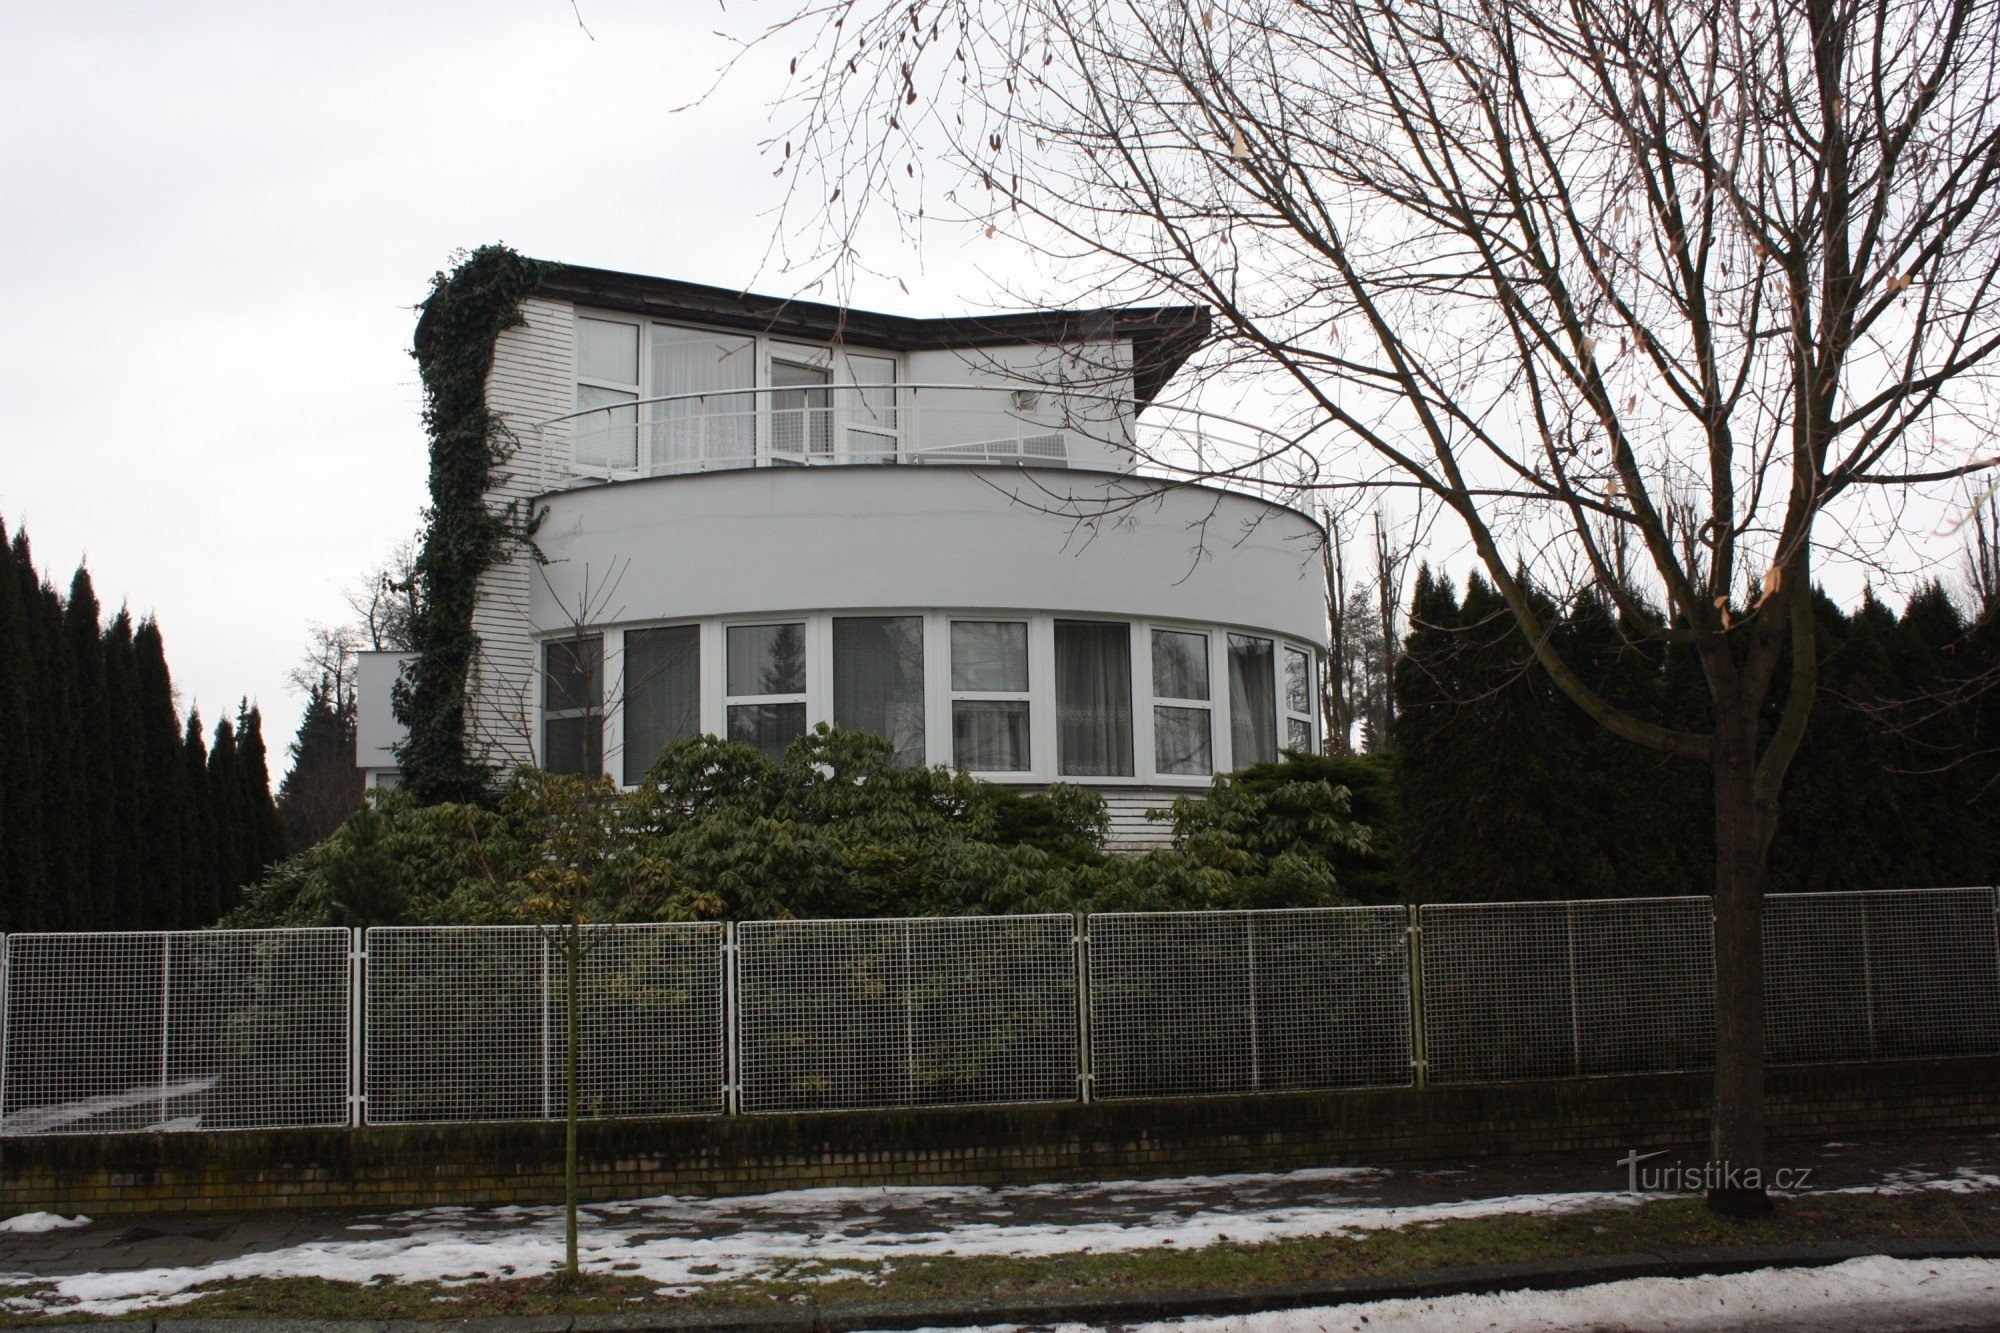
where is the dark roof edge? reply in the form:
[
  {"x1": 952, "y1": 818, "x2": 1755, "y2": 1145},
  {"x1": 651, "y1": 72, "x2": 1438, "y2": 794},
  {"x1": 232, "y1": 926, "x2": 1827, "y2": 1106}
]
[{"x1": 532, "y1": 262, "x2": 1209, "y2": 409}]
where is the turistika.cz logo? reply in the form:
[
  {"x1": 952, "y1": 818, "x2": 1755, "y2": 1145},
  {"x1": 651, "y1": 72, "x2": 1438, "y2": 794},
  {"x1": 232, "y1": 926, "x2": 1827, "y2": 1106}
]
[{"x1": 1617, "y1": 1150, "x2": 1816, "y2": 1193}]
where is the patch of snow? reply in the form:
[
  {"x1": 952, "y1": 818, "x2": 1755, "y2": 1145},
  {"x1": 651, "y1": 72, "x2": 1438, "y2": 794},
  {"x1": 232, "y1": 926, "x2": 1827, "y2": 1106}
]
[
  {"x1": 0, "y1": 1166, "x2": 1640, "y2": 1317},
  {"x1": 1003, "y1": 1255, "x2": 2000, "y2": 1331},
  {"x1": 1832, "y1": 1167, "x2": 2000, "y2": 1196},
  {"x1": 0, "y1": 1214, "x2": 90, "y2": 1235},
  {"x1": 0, "y1": 1078, "x2": 214, "y2": 1137}
]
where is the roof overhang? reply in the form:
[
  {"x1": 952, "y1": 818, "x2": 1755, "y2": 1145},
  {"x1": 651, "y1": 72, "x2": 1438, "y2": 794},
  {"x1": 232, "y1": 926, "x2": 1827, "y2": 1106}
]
[{"x1": 533, "y1": 262, "x2": 1209, "y2": 411}]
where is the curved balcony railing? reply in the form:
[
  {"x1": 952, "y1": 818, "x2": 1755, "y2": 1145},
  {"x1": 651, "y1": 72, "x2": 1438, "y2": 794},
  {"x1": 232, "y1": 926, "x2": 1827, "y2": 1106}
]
[{"x1": 535, "y1": 383, "x2": 1328, "y2": 509}]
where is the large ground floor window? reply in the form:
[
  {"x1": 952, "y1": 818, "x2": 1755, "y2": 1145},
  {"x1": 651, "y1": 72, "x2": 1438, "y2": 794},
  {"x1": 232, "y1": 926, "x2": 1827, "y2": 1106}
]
[{"x1": 535, "y1": 610, "x2": 1318, "y2": 785}]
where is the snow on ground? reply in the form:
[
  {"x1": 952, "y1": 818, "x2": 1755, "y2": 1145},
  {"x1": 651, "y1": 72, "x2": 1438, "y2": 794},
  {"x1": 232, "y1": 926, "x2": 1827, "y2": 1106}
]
[
  {"x1": 0, "y1": 1214, "x2": 90, "y2": 1235},
  {"x1": 1007, "y1": 1255, "x2": 2000, "y2": 1331},
  {"x1": 3, "y1": 1160, "x2": 1995, "y2": 1320},
  {"x1": 0, "y1": 1168, "x2": 1643, "y2": 1318}
]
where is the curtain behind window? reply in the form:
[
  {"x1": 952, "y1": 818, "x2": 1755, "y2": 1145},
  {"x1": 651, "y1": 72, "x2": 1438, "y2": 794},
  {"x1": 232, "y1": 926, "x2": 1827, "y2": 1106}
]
[
  {"x1": 833, "y1": 616, "x2": 925, "y2": 766},
  {"x1": 623, "y1": 625, "x2": 700, "y2": 784},
  {"x1": 1229, "y1": 634, "x2": 1277, "y2": 767},
  {"x1": 648, "y1": 327, "x2": 755, "y2": 472},
  {"x1": 1056, "y1": 621, "x2": 1133, "y2": 776}
]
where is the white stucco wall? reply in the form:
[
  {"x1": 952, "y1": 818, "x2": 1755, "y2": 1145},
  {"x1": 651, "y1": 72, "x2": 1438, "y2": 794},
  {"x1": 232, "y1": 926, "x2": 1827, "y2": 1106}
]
[
  {"x1": 354, "y1": 650, "x2": 414, "y2": 776},
  {"x1": 524, "y1": 465, "x2": 1325, "y2": 644}
]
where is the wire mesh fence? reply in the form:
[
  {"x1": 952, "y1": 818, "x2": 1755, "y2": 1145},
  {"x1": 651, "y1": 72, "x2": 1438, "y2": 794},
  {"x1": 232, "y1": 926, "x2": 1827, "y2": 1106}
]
[
  {"x1": 1766, "y1": 887, "x2": 2000, "y2": 1065},
  {"x1": 362, "y1": 924, "x2": 726, "y2": 1125},
  {"x1": 0, "y1": 929, "x2": 352, "y2": 1136},
  {"x1": 734, "y1": 915, "x2": 1078, "y2": 1113},
  {"x1": 1420, "y1": 898, "x2": 1717, "y2": 1084},
  {"x1": 1086, "y1": 907, "x2": 1413, "y2": 1099},
  {"x1": 1, "y1": 887, "x2": 1994, "y2": 1137}
]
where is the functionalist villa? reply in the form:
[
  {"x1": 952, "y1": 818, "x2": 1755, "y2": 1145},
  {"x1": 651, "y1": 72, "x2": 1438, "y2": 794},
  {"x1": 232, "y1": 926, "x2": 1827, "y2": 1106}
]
[{"x1": 356, "y1": 261, "x2": 1327, "y2": 846}]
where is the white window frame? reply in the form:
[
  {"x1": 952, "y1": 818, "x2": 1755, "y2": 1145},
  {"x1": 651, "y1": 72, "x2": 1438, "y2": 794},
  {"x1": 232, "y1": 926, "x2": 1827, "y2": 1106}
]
[
  {"x1": 1283, "y1": 643, "x2": 1318, "y2": 754},
  {"x1": 946, "y1": 615, "x2": 1037, "y2": 777},
  {"x1": 723, "y1": 619, "x2": 812, "y2": 758},
  {"x1": 538, "y1": 633, "x2": 606, "y2": 778},
  {"x1": 1141, "y1": 622, "x2": 1217, "y2": 784},
  {"x1": 572, "y1": 309, "x2": 903, "y2": 476}
]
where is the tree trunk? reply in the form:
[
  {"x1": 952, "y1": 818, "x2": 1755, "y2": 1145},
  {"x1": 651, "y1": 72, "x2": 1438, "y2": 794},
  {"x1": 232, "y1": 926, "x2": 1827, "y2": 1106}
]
[{"x1": 1708, "y1": 716, "x2": 1772, "y2": 1217}]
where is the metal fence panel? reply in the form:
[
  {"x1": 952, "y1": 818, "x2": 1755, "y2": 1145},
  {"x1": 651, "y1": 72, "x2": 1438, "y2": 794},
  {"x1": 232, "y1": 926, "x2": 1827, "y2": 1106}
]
[
  {"x1": 1, "y1": 929, "x2": 350, "y2": 1136},
  {"x1": 1087, "y1": 907, "x2": 1411, "y2": 1099},
  {"x1": 1421, "y1": 898, "x2": 1715, "y2": 1084},
  {"x1": 735, "y1": 914, "x2": 1077, "y2": 1113},
  {"x1": 1766, "y1": 887, "x2": 2000, "y2": 1064},
  {"x1": 363, "y1": 924, "x2": 725, "y2": 1125}
]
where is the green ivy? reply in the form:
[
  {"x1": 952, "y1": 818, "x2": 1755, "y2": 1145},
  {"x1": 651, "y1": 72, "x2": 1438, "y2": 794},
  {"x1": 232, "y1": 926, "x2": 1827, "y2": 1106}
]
[{"x1": 394, "y1": 245, "x2": 547, "y2": 805}]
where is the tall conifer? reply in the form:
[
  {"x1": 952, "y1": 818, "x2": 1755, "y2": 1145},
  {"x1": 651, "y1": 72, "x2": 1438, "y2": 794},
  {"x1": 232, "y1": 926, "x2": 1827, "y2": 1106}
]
[
  {"x1": 207, "y1": 716, "x2": 245, "y2": 919},
  {"x1": 133, "y1": 621, "x2": 188, "y2": 929},
  {"x1": 182, "y1": 712, "x2": 219, "y2": 927},
  {"x1": 63, "y1": 569, "x2": 115, "y2": 929}
]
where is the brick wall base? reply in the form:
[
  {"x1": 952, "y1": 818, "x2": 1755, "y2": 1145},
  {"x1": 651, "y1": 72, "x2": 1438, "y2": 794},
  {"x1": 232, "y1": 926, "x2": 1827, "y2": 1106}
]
[{"x1": 4, "y1": 1056, "x2": 1995, "y2": 1217}]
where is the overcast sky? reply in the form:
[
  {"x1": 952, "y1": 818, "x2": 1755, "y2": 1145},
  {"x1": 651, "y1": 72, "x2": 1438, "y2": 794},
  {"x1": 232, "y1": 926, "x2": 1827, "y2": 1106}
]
[{"x1": 0, "y1": 0, "x2": 1030, "y2": 767}]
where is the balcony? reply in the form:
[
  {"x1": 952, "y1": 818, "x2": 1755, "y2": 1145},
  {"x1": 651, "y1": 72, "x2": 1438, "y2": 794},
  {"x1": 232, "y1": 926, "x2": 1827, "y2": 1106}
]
[{"x1": 546, "y1": 383, "x2": 1138, "y2": 482}]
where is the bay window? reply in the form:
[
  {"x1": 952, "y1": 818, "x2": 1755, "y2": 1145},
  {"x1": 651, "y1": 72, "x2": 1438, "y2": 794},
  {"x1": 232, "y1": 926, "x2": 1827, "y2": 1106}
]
[
  {"x1": 622, "y1": 625, "x2": 700, "y2": 784},
  {"x1": 833, "y1": 616, "x2": 925, "y2": 766},
  {"x1": 542, "y1": 636, "x2": 603, "y2": 777},
  {"x1": 1228, "y1": 633, "x2": 1278, "y2": 768},
  {"x1": 1151, "y1": 628, "x2": 1212, "y2": 776},
  {"x1": 1056, "y1": 621, "x2": 1134, "y2": 777},
  {"x1": 951, "y1": 620, "x2": 1030, "y2": 771},
  {"x1": 726, "y1": 622, "x2": 807, "y2": 760}
]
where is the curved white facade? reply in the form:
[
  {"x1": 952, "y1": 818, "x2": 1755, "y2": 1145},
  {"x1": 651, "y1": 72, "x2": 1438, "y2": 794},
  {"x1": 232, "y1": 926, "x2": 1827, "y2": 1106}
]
[
  {"x1": 530, "y1": 465, "x2": 1325, "y2": 641},
  {"x1": 514, "y1": 464, "x2": 1327, "y2": 796}
]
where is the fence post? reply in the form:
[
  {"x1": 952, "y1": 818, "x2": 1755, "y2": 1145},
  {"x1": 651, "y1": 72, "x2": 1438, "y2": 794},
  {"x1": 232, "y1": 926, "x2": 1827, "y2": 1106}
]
[
  {"x1": 901, "y1": 920, "x2": 916, "y2": 1108},
  {"x1": 1860, "y1": 899, "x2": 1879, "y2": 1061},
  {"x1": 1406, "y1": 904, "x2": 1428, "y2": 1089},
  {"x1": 347, "y1": 929, "x2": 362, "y2": 1127},
  {"x1": 0, "y1": 934, "x2": 9, "y2": 1134},
  {"x1": 724, "y1": 922, "x2": 739, "y2": 1116},
  {"x1": 1244, "y1": 913, "x2": 1261, "y2": 1094},
  {"x1": 157, "y1": 935, "x2": 173, "y2": 1129},
  {"x1": 1566, "y1": 902, "x2": 1583, "y2": 1078},
  {"x1": 540, "y1": 932, "x2": 553, "y2": 1121},
  {"x1": 1075, "y1": 914, "x2": 1092, "y2": 1104}
]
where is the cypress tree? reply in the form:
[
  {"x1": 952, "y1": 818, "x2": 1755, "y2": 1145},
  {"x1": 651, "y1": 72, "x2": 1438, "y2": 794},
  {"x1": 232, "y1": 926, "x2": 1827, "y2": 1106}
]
[
  {"x1": 1391, "y1": 566, "x2": 1463, "y2": 901},
  {"x1": 277, "y1": 676, "x2": 365, "y2": 852},
  {"x1": 100, "y1": 610, "x2": 147, "y2": 928},
  {"x1": 207, "y1": 715, "x2": 245, "y2": 920},
  {"x1": 0, "y1": 520, "x2": 23, "y2": 931},
  {"x1": 182, "y1": 712, "x2": 219, "y2": 927},
  {"x1": 133, "y1": 621, "x2": 188, "y2": 930},
  {"x1": 63, "y1": 568, "x2": 115, "y2": 929},
  {"x1": 236, "y1": 701, "x2": 287, "y2": 880}
]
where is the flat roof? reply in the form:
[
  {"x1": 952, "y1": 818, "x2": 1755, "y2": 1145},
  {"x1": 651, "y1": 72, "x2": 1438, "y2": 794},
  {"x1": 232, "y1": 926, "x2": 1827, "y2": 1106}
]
[{"x1": 533, "y1": 262, "x2": 1209, "y2": 409}]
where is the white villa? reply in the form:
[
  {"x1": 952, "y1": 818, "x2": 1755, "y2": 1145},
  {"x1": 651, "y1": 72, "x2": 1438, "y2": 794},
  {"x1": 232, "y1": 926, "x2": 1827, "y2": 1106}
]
[{"x1": 356, "y1": 262, "x2": 1327, "y2": 846}]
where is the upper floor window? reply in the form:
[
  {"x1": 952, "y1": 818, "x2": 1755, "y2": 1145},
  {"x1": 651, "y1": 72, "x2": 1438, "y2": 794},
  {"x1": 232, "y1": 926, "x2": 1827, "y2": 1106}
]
[
  {"x1": 573, "y1": 314, "x2": 898, "y2": 475},
  {"x1": 575, "y1": 317, "x2": 640, "y2": 473}
]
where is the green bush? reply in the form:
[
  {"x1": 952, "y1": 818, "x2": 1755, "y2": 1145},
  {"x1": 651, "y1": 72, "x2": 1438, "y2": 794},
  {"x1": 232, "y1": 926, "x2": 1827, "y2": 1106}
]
[{"x1": 224, "y1": 727, "x2": 1378, "y2": 927}]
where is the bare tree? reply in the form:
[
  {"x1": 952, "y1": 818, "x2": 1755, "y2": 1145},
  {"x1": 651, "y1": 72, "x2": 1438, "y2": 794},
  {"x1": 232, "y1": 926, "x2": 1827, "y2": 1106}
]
[
  {"x1": 346, "y1": 536, "x2": 422, "y2": 654},
  {"x1": 727, "y1": 0, "x2": 2000, "y2": 1213}
]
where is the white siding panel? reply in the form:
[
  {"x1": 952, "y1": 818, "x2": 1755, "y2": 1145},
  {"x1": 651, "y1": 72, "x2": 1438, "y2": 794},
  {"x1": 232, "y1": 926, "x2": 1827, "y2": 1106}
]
[
  {"x1": 1099, "y1": 788, "x2": 1184, "y2": 852},
  {"x1": 469, "y1": 296, "x2": 575, "y2": 771}
]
